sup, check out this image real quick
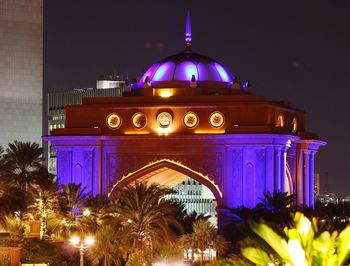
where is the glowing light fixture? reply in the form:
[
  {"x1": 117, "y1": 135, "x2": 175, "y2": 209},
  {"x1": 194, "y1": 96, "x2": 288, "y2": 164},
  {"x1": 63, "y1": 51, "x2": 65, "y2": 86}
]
[
  {"x1": 184, "y1": 112, "x2": 199, "y2": 128},
  {"x1": 70, "y1": 236, "x2": 80, "y2": 246},
  {"x1": 132, "y1": 112, "x2": 147, "y2": 129},
  {"x1": 209, "y1": 112, "x2": 224, "y2": 128},
  {"x1": 276, "y1": 114, "x2": 284, "y2": 127},
  {"x1": 292, "y1": 117, "x2": 298, "y2": 133},
  {"x1": 157, "y1": 112, "x2": 173, "y2": 128},
  {"x1": 107, "y1": 113, "x2": 121, "y2": 129},
  {"x1": 83, "y1": 208, "x2": 91, "y2": 216},
  {"x1": 159, "y1": 89, "x2": 173, "y2": 98},
  {"x1": 70, "y1": 235, "x2": 95, "y2": 266},
  {"x1": 84, "y1": 237, "x2": 95, "y2": 246}
]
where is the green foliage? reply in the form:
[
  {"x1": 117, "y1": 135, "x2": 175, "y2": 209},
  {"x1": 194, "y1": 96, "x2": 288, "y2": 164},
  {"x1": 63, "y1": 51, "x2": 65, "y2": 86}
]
[
  {"x1": 241, "y1": 212, "x2": 350, "y2": 266},
  {"x1": 180, "y1": 219, "x2": 229, "y2": 264},
  {"x1": 87, "y1": 224, "x2": 125, "y2": 266},
  {"x1": 21, "y1": 239, "x2": 69, "y2": 266},
  {"x1": 116, "y1": 182, "x2": 182, "y2": 253},
  {"x1": 126, "y1": 250, "x2": 153, "y2": 266}
]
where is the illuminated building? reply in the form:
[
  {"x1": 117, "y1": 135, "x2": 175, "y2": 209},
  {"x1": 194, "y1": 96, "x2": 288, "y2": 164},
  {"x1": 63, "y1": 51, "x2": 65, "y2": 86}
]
[
  {"x1": 47, "y1": 77, "x2": 125, "y2": 173},
  {"x1": 0, "y1": 0, "x2": 42, "y2": 147},
  {"x1": 44, "y1": 14, "x2": 325, "y2": 229}
]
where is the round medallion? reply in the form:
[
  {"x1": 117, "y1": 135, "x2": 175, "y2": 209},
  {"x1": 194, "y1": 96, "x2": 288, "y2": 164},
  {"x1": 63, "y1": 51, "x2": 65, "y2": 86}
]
[
  {"x1": 184, "y1": 112, "x2": 199, "y2": 128},
  {"x1": 157, "y1": 112, "x2": 173, "y2": 128},
  {"x1": 106, "y1": 113, "x2": 121, "y2": 129},
  {"x1": 209, "y1": 112, "x2": 224, "y2": 128},
  {"x1": 132, "y1": 112, "x2": 147, "y2": 129}
]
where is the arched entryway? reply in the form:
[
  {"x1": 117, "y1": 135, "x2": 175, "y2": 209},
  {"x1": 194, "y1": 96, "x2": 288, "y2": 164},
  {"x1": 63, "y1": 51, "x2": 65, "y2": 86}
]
[{"x1": 108, "y1": 159, "x2": 223, "y2": 226}]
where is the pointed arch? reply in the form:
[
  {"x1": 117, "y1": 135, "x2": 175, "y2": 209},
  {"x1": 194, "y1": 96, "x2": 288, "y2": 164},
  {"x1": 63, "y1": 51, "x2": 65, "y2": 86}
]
[{"x1": 108, "y1": 159, "x2": 223, "y2": 205}]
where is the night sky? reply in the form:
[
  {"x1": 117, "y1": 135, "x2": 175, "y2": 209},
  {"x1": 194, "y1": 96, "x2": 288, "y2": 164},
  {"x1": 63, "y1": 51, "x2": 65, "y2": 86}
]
[{"x1": 44, "y1": 1, "x2": 350, "y2": 196}]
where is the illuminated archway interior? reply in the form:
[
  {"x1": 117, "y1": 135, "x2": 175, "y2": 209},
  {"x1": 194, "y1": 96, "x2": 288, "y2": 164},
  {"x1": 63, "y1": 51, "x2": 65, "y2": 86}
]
[{"x1": 118, "y1": 166, "x2": 218, "y2": 226}]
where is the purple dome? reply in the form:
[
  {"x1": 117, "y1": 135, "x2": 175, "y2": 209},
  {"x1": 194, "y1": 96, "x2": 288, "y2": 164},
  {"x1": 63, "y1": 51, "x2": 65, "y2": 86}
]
[{"x1": 139, "y1": 50, "x2": 234, "y2": 85}]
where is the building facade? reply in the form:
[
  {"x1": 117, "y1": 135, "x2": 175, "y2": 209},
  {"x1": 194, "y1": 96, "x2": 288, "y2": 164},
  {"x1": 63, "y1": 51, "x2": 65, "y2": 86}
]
[
  {"x1": 0, "y1": 0, "x2": 42, "y2": 147},
  {"x1": 48, "y1": 79, "x2": 124, "y2": 173},
  {"x1": 45, "y1": 15, "x2": 325, "y2": 229}
]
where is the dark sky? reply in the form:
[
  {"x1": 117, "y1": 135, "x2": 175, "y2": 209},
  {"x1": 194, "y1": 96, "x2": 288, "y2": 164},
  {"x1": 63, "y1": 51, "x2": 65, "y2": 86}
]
[{"x1": 44, "y1": 0, "x2": 350, "y2": 196}]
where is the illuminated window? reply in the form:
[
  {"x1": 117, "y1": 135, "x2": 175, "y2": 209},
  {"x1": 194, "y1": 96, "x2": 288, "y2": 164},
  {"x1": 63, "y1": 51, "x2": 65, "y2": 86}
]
[
  {"x1": 276, "y1": 114, "x2": 284, "y2": 127},
  {"x1": 184, "y1": 112, "x2": 199, "y2": 128},
  {"x1": 157, "y1": 112, "x2": 173, "y2": 128},
  {"x1": 106, "y1": 113, "x2": 121, "y2": 129},
  {"x1": 292, "y1": 117, "x2": 298, "y2": 133},
  {"x1": 132, "y1": 112, "x2": 147, "y2": 129},
  {"x1": 209, "y1": 112, "x2": 224, "y2": 128}
]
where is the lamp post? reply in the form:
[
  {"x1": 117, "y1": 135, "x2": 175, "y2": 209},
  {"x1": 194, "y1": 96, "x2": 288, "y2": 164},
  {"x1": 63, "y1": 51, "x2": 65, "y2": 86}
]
[{"x1": 70, "y1": 236, "x2": 94, "y2": 266}]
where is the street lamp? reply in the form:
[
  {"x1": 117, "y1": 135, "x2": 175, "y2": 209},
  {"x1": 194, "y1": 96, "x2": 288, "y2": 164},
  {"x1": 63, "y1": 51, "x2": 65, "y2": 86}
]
[{"x1": 70, "y1": 236, "x2": 94, "y2": 266}]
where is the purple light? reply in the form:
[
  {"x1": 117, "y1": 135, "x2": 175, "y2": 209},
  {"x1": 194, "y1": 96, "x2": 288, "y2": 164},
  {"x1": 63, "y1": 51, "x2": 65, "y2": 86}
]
[
  {"x1": 214, "y1": 63, "x2": 231, "y2": 82},
  {"x1": 153, "y1": 62, "x2": 175, "y2": 81},
  {"x1": 139, "y1": 64, "x2": 159, "y2": 83},
  {"x1": 185, "y1": 11, "x2": 192, "y2": 44},
  {"x1": 174, "y1": 62, "x2": 198, "y2": 80},
  {"x1": 197, "y1": 62, "x2": 221, "y2": 81}
]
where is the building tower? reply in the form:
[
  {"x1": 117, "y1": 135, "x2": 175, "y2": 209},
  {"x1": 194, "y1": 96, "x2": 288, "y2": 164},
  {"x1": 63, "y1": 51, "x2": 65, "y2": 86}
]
[{"x1": 0, "y1": 0, "x2": 43, "y2": 147}]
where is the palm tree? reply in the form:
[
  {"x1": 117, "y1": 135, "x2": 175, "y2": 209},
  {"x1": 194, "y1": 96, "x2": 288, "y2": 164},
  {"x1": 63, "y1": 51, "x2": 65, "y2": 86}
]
[
  {"x1": 80, "y1": 194, "x2": 115, "y2": 234},
  {"x1": 0, "y1": 178, "x2": 26, "y2": 228},
  {"x1": 0, "y1": 142, "x2": 59, "y2": 236},
  {"x1": 180, "y1": 219, "x2": 228, "y2": 265},
  {"x1": 58, "y1": 183, "x2": 87, "y2": 236},
  {"x1": 114, "y1": 182, "x2": 182, "y2": 259},
  {"x1": 26, "y1": 183, "x2": 61, "y2": 240},
  {"x1": 255, "y1": 191, "x2": 297, "y2": 226},
  {"x1": 88, "y1": 224, "x2": 125, "y2": 266},
  {"x1": 3, "y1": 141, "x2": 52, "y2": 191}
]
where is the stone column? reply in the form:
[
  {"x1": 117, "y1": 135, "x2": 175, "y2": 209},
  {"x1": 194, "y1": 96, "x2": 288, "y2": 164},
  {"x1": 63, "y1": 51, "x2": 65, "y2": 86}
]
[
  {"x1": 280, "y1": 146, "x2": 289, "y2": 193},
  {"x1": 295, "y1": 139, "x2": 326, "y2": 207},
  {"x1": 274, "y1": 147, "x2": 282, "y2": 191},
  {"x1": 296, "y1": 147, "x2": 304, "y2": 205},
  {"x1": 303, "y1": 150, "x2": 311, "y2": 205},
  {"x1": 309, "y1": 151, "x2": 316, "y2": 207}
]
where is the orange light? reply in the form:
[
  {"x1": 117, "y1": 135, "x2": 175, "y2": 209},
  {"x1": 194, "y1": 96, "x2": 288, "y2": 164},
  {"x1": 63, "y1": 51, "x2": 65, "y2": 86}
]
[
  {"x1": 194, "y1": 129, "x2": 225, "y2": 134},
  {"x1": 154, "y1": 88, "x2": 176, "y2": 98},
  {"x1": 106, "y1": 113, "x2": 121, "y2": 129},
  {"x1": 124, "y1": 131, "x2": 150, "y2": 135},
  {"x1": 160, "y1": 91, "x2": 172, "y2": 98}
]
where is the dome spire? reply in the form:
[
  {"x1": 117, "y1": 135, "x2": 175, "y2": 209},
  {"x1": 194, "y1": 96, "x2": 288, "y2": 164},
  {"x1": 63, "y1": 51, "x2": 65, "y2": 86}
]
[{"x1": 185, "y1": 11, "x2": 192, "y2": 49}]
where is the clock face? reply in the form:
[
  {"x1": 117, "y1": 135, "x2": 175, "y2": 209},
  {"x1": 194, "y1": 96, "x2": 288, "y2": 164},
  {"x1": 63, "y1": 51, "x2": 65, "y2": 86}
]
[
  {"x1": 107, "y1": 113, "x2": 121, "y2": 129},
  {"x1": 157, "y1": 112, "x2": 173, "y2": 128},
  {"x1": 184, "y1": 112, "x2": 198, "y2": 128},
  {"x1": 132, "y1": 112, "x2": 147, "y2": 129},
  {"x1": 209, "y1": 112, "x2": 224, "y2": 128}
]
